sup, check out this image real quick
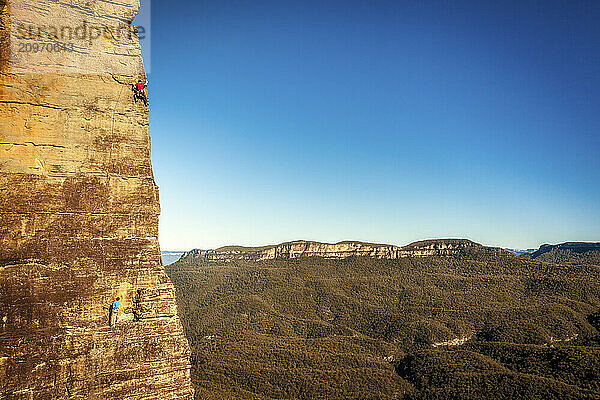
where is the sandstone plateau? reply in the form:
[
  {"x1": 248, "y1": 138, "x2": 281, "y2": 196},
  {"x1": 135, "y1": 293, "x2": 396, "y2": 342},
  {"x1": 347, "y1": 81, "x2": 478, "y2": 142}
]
[
  {"x1": 181, "y1": 238, "x2": 510, "y2": 263},
  {"x1": 0, "y1": 0, "x2": 193, "y2": 398}
]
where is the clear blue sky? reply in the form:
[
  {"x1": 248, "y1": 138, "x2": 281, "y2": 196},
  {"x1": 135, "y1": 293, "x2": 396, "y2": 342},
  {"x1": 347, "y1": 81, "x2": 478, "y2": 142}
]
[{"x1": 143, "y1": 0, "x2": 599, "y2": 251}]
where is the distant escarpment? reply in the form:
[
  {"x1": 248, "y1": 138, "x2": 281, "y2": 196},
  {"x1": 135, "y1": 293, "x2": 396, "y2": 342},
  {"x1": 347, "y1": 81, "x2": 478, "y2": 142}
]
[
  {"x1": 526, "y1": 242, "x2": 600, "y2": 265},
  {"x1": 181, "y1": 238, "x2": 510, "y2": 262},
  {"x1": 0, "y1": 0, "x2": 193, "y2": 398}
]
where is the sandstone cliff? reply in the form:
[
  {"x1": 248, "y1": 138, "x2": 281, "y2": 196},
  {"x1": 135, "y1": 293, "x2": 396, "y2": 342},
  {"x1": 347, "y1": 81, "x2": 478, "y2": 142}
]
[
  {"x1": 181, "y1": 239, "x2": 509, "y2": 262},
  {"x1": 0, "y1": 1, "x2": 193, "y2": 398}
]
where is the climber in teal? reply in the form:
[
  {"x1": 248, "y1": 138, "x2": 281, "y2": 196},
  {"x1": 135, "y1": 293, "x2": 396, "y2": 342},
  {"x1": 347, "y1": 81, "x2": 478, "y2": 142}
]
[{"x1": 110, "y1": 297, "x2": 120, "y2": 326}]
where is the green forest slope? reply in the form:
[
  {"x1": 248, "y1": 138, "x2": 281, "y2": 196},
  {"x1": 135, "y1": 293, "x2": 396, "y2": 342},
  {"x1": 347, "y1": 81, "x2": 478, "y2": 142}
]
[{"x1": 167, "y1": 252, "x2": 600, "y2": 399}]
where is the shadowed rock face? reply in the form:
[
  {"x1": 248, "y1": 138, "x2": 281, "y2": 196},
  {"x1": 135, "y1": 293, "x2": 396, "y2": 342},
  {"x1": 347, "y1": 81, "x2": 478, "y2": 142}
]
[
  {"x1": 182, "y1": 239, "x2": 510, "y2": 262},
  {"x1": 0, "y1": 1, "x2": 193, "y2": 398},
  {"x1": 528, "y1": 242, "x2": 600, "y2": 265}
]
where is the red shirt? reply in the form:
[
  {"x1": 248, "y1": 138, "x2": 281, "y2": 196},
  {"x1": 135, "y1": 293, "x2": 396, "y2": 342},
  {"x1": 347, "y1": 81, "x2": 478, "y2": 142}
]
[{"x1": 136, "y1": 83, "x2": 145, "y2": 91}]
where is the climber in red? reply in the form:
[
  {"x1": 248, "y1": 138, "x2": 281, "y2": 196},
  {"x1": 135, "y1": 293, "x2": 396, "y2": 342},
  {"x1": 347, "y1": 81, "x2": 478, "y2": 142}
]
[{"x1": 133, "y1": 81, "x2": 148, "y2": 106}]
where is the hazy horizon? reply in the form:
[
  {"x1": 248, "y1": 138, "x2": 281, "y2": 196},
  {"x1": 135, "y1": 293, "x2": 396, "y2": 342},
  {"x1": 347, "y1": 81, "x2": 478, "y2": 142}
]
[{"x1": 145, "y1": 0, "x2": 600, "y2": 251}]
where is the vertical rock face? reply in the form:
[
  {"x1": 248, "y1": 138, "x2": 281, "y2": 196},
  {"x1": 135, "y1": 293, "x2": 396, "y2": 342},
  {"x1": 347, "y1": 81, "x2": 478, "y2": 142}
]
[{"x1": 0, "y1": 1, "x2": 194, "y2": 398}]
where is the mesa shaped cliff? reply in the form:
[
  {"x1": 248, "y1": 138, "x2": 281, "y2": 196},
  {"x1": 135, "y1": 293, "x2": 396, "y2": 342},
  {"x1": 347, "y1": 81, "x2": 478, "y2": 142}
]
[
  {"x1": 181, "y1": 239, "x2": 510, "y2": 262},
  {"x1": 0, "y1": 0, "x2": 193, "y2": 398}
]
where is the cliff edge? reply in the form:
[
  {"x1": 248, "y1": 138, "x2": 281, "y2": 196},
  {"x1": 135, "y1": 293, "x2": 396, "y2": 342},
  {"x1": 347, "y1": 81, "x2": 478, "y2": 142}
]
[
  {"x1": 181, "y1": 238, "x2": 510, "y2": 262},
  {"x1": 0, "y1": 0, "x2": 193, "y2": 398}
]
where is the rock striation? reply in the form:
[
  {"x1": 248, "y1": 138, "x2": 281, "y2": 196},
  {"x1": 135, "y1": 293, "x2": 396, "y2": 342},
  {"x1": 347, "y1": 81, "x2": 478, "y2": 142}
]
[
  {"x1": 181, "y1": 239, "x2": 510, "y2": 262},
  {"x1": 0, "y1": 0, "x2": 193, "y2": 398}
]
